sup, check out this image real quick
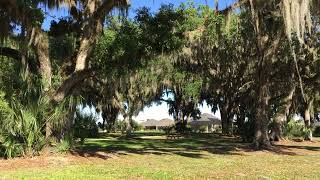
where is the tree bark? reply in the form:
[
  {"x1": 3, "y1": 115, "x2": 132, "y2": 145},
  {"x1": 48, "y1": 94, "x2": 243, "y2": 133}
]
[
  {"x1": 248, "y1": 0, "x2": 283, "y2": 147},
  {"x1": 0, "y1": 47, "x2": 21, "y2": 60},
  {"x1": 125, "y1": 115, "x2": 132, "y2": 135},
  {"x1": 271, "y1": 86, "x2": 295, "y2": 141},
  {"x1": 253, "y1": 75, "x2": 272, "y2": 149},
  {"x1": 60, "y1": 103, "x2": 77, "y2": 141},
  {"x1": 53, "y1": 69, "x2": 94, "y2": 103},
  {"x1": 236, "y1": 105, "x2": 252, "y2": 142},
  {"x1": 74, "y1": 0, "x2": 117, "y2": 71},
  {"x1": 52, "y1": 0, "x2": 125, "y2": 102},
  {"x1": 252, "y1": 32, "x2": 282, "y2": 149},
  {"x1": 220, "y1": 105, "x2": 230, "y2": 135},
  {"x1": 220, "y1": 103, "x2": 234, "y2": 135},
  {"x1": 33, "y1": 28, "x2": 52, "y2": 91},
  {"x1": 45, "y1": 121, "x2": 52, "y2": 140}
]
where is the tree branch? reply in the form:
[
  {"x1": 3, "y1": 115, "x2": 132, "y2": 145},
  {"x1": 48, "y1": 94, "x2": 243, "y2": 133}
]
[
  {"x1": 159, "y1": 98, "x2": 173, "y2": 104},
  {"x1": 0, "y1": 47, "x2": 21, "y2": 60},
  {"x1": 94, "y1": 0, "x2": 129, "y2": 19},
  {"x1": 219, "y1": 0, "x2": 249, "y2": 15},
  {"x1": 53, "y1": 69, "x2": 95, "y2": 103}
]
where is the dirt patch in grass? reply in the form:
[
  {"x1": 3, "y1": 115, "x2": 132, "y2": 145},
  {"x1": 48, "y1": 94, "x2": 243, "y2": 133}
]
[
  {"x1": 0, "y1": 151, "x2": 118, "y2": 171},
  {"x1": 272, "y1": 139, "x2": 320, "y2": 155}
]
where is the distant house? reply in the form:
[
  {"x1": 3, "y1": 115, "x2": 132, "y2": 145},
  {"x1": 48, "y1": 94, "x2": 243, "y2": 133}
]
[
  {"x1": 188, "y1": 113, "x2": 221, "y2": 133},
  {"x1": 141, "y1": 118, "x2": 175, "y2": 130},
  {"x1": 140, "y1": 114, "x2": 220, "y2": 133}
]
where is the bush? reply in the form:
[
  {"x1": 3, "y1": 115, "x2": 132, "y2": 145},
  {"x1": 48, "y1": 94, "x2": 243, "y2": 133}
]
[
  {"x1": 74, "y1": 111, "x2": 99, "y2": 143},
  {"x1": 55, "y1": 139, "x2": 72, "y2": 153},
  {"x1": 313, "y1": 126, "x2": 320, "y2": 137},
  {"x1": 163, "y1": 126, "x2": 175, "y2": 135},
  {"x1": 235, "y1": 119, "x2": 255, "y2": 142},
  {"x1": 115, "y1": 120, "x2": 126, "y2": 133},
  {"x1": 198, "y1": 125, "x2": 208, "y2": 133},
  {"x1": 132, "y1": 120, "x2": 143, "y2": 131},
  {"x1": 284, "y1": 120, "x2": 309, "y2": 139},
  {"x1": 0, "y1": 92, "x2": 46, "y2": 158},
  {"x1": 1, "y1": 137, "x2": 24, "y2": 158}
]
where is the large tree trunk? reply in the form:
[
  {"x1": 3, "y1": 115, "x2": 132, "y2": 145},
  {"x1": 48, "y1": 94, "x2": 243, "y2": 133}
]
[
  {"x1": 220, "y1": 104, "x2": 228, "y2": 134},
  {"x1": 53, "y1": 69, "x2": 93, "y2": 102},
  {"x1": 52, "y1": 0, "x2": 125, "y2": 102},
  {"x1": 220, "y1": 102, "x2": 234, "y2": 135},
  {"x1": 253, "y1": 76, "x2": 272, "y2": 149},
  {"x1": 271, "y1": 86, "x2": 295, "y2": 141},
  {"x1": 32, "y1": 28, "x2": 53, "y2": 139},
  {"x1": 60, "y1": 103, "x2": 77, "y2": 141},
  {"x1": 272, "y1": 115, "x2": 285, "y2": 141},
  {"x1": 253, "y1": 41, "x2": 280, "y2": 149},
  {"x1": 30, "y1": 28, "x2": 52, "y2": 140},
  {"x1": 220, "y1": 105, "x2": 231, "y2": 135},
  {"x1": 125, "y1": 115, "x2": 132, "y2": 136},
  {"x1": 304, "y1": 99, "x2": 314, "y2": 141},
  {"x1": 33, "y1": 28, "x2": 52, "y2": 91},
  {"x1": 249, "y1": 0, "x2": 283, "y2": 149},
  {"x1": 236, "y1": 105, "x2": 252, "y2": 142}
]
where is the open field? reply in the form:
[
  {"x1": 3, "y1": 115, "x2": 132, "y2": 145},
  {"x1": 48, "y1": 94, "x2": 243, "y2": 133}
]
[{"x1": 1, "y1": 133, "x2": 320, "y2": 179}]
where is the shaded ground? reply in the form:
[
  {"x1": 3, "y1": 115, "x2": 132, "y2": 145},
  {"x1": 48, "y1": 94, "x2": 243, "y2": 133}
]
[{"x1": 1, "y1": 132, "x2": 320, "y2": 179}]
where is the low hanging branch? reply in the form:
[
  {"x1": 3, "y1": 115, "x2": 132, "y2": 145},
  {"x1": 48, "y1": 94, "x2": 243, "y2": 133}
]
[
  {"x1": 290, "y1": 45, "x2": 307, "y2": 103},
  {"x1": 219, "y1": 0, "x2": 249, "y2": 15},
  {"x1": 282, "y1": 0, "x2": 313, "y2": 103},
  {"x1": 0, "y1": 47, "x2": 21, "y2": 60},
  {"x1": 53, "y1": 69, "x2": 95, "y2": 103},
  {"x1": 220, "y1": 0, "x2": 313, "y2": 40},
  {"x1": 282, "y1": 0, "x2": 312, "y2": 43}
]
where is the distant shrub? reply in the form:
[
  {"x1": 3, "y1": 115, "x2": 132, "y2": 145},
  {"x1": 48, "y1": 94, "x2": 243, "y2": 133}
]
[
  {"x1": 132, "y1": 120, "x2": 143, "y2": 131},
  {"x1": 284, "y1": 121, "x2": 308, "y2": 139},
  {"x1": 198, "y1": 125, "x2": 208, "y2": 133},
  {"x1": 55, "y1": 139, "x2": 72, "y2": 153},
  {"x1": 235, "y1": 119, "x2": 255, "y2": 142},
  {"x1": 313, "y1": 126, "x2": 320, "y2": 137},
  {"x1": 174, "y1": 121, "x2": 190, "y2": 133},
  {"x1": 114, "y1": 120, "x2": 126, "y2": 133},
  {"x1": 185, "y1": 125, "x2": 193, "y2": 134},
  {"x1": 74, "y1": 111, "x2": 99, "y2": 143},
  {"x1": 163, "y1": 126, "x2": 175, "y2": 135}
]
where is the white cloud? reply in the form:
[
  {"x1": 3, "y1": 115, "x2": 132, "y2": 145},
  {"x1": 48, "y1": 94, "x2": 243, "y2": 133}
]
[
  {"x1": 132, "y1": 101, "x2": 221, "y2": 122},
  {"x1": 82, "y1": 99, "x2": 221, "y2": 123},
  {"x1": 134, "y1": 102, "x2": 173, "y2": 121}
]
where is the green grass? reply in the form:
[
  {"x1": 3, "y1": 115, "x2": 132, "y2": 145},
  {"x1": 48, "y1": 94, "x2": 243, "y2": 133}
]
[{"x1": 1, "y1": 133, "x2": 320, "y2": 179}]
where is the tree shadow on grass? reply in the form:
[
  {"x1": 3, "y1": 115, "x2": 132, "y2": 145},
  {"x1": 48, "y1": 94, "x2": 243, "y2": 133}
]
[
  {"x1": 73, "y1": 133, "x2": 248, "y2": 159},
  {"x1": 72, "y1": 133, "x2": 320, "y2": 159},
  {"x1": 272, "y1": 144, "x2": 320, "y2": 154}
]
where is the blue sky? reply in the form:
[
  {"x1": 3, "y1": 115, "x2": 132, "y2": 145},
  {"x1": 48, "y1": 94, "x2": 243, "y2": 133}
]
[
  {"x1": 41, "y1": 0, "x2": 235, "y2": 30},
  {"x1": 45, "y1": 0, "x2": 229, "y2": 121}
]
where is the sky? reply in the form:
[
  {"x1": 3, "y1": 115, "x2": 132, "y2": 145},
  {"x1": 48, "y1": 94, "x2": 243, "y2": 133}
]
[
  {"x1": 82, "y1": 96, "x2": 221, "y2": 122},
  {"x1": 133, "y1": 100, "x2": 221, "y2": 122},
  {"x1": 41, "y1": 0, "x2": 235, "y2": 29},
  {"x1": 44, "y1": 0, "x2": 232, "y2": 121}
]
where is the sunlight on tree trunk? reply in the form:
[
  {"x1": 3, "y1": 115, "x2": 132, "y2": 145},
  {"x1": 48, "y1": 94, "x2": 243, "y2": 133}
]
[
  {"x1": 304, "y1": 99, "x2": 314, "y2": 141},
  {"x1": 33, "y1": 28, "x2": 52, "y2": 91},
  {"x1": 272, "y1": 86, "x2": 295, "y2": 141}
]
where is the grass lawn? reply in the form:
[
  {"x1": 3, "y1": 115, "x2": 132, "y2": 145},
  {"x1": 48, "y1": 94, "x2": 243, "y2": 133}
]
[{"x1": 1, "y1": 132, "x2": 320, "y2": 179}]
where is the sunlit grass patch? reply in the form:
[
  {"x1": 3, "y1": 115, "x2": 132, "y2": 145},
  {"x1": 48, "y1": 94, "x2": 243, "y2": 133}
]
[{"x1": 1, "y1": 133, "x2": 320, "y2": 179}]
